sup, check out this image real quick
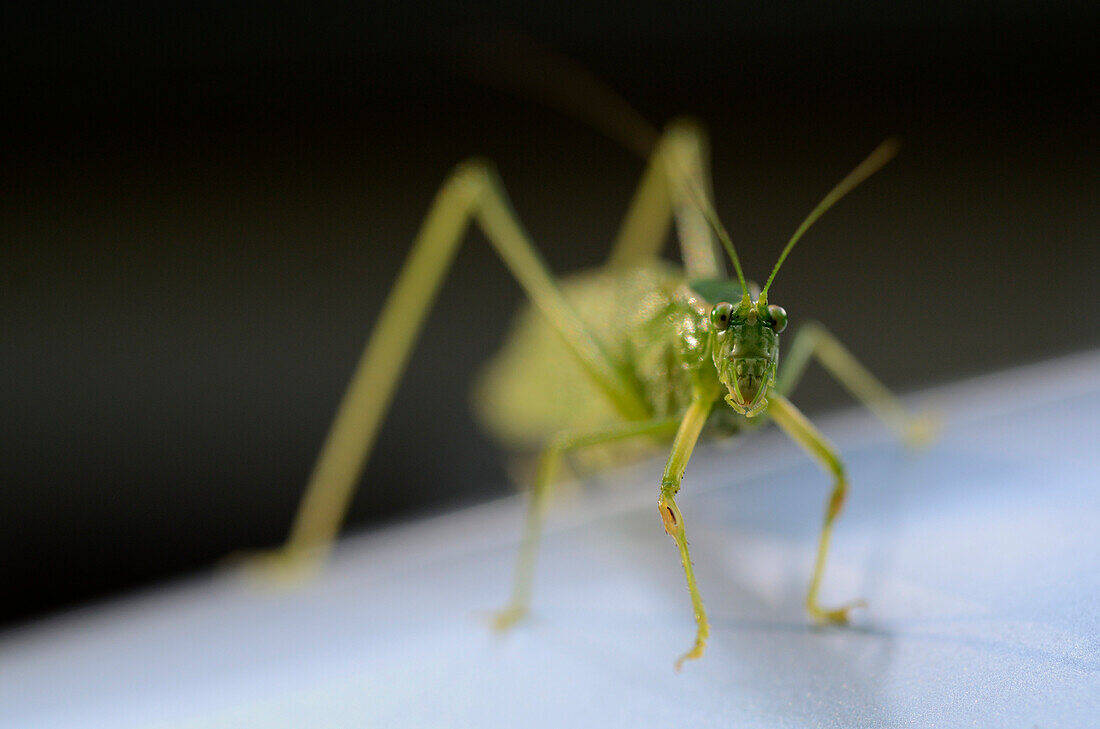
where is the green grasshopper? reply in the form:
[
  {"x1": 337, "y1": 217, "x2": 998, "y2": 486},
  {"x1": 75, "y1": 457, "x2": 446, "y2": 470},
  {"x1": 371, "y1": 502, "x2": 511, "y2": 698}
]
[{"x1": 257, "y1": 115, "x2": 933, "y2": 668}]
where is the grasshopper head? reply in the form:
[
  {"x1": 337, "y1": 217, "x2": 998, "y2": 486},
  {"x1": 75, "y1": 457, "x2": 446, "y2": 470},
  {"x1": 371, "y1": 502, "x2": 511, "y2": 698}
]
[
  {"x1": 709, "y1": 298, "x2": 787, "y2": 417},
  {"x1": 686, "y1": 140, "x2": 897, "y2": 415}
]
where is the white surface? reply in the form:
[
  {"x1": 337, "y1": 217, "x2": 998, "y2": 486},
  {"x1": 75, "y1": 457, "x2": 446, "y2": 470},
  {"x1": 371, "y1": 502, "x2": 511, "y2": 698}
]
[{"x1": 2, "y1": 352, "x2": 1099, "y2": 728}]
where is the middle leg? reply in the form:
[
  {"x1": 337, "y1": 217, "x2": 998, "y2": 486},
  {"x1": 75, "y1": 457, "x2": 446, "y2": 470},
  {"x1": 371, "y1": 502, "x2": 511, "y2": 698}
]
[
  {"x1": 494, "y1": 416, "x2": 680, "y2": 629},
  {"x1": 776, "y1": 321, "x2": 937, "y2": 446}
]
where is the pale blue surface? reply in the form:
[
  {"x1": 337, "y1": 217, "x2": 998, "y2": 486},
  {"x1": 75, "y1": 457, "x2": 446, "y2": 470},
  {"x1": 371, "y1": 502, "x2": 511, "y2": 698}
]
[{"x1": 2, "y1": 352, "x2": 1098, "y2": 728}]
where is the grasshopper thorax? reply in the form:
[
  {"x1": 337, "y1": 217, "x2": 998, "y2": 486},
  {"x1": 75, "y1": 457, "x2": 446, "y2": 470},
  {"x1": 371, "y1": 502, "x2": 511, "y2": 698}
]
[{"x1": 709, "y1": 297, "x2": 787, "y2": 417}]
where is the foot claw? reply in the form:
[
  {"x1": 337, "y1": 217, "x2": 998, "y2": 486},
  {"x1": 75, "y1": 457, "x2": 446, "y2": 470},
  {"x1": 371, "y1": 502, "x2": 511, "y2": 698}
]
[
  {"x1": 234, "y1": 547, "x2": 324, "y2": 588},
  {"x1": 491, "y1": 606, "x2": 528, "y2": 632},
  {"x1": 674, "y1": 640, "x2": 706, "y2": 672},
  {"x1": 809, "y1": 598, "x2": 867, "y2": 625},
  {"x1": 904, "y1": 412, "x2": 940, "y2": 449}
]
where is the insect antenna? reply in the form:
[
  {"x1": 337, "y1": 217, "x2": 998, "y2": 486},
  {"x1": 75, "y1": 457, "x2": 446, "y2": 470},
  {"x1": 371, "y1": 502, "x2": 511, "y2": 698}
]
[
  {"x1": 459, "y1": 29, "x2": 659, "y2": 158},
  {"x1": 462, "y1": 29, "x2": 749, "y2": 298},
  {"x1": 678, "y1": 177, "x2": 749, "y2": 299},
  {"x1": 758, "y1": 138, "x2": 900, "y2": 303}
]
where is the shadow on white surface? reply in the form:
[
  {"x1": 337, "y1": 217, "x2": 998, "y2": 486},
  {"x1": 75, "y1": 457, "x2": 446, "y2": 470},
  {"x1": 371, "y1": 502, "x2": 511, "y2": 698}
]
[{"x1": 2, "y1": 351, "x2": 1098, "y2": 728}]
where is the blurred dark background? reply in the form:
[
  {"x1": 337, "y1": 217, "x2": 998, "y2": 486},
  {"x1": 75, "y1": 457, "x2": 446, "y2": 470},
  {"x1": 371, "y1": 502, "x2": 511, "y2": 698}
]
[{"x1": 1, "y1": 2, "x2": 1097, "y2": 629}]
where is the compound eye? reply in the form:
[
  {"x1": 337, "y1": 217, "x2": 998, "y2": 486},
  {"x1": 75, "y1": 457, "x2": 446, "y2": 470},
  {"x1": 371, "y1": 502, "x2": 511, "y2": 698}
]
[
  {"x1": 767, "y1": 305, "x2": 788, "y2": 333},
  {"x1": 710, "y1": 302, "x2": 734, "y2": 331}
]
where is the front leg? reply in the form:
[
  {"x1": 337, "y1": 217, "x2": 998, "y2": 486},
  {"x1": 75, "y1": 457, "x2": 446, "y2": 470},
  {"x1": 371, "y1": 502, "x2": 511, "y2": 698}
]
[
  {"x1": 767, "y1": 393, "x2": 866, "y2": 624},
  {"x1": 775, "y1": 321, "x2": 937, "y2": 447},
  {"x1": 657, "y1": 397, "x2": 714, "y2": 669}
]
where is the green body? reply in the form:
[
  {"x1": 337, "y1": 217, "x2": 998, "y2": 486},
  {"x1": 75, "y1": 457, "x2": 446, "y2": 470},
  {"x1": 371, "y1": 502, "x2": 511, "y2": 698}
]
[
  {"x1": 262, "y1": 122, "x2": 929, "y2": 668},
  {"x1": 475, "y1": 260, "x2": 744, "y2": 453}
]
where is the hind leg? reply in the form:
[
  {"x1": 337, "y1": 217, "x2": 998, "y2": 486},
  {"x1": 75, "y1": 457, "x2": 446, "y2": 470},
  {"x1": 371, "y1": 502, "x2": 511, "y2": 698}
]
[
  {"x1": 256, "y1": 161, "x2": 653, "y2": 577},
  {"x1": 607, "y1": 119, "x2": 724, "y2": 280}
]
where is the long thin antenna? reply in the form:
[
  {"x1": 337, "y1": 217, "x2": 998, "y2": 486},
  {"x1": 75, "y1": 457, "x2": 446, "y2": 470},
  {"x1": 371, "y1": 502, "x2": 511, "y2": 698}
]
[
  {"x1": 677, "y1": 174, "x2": 749, "y2": 297},
  {"x1": 759, "y1": 138, "x2": 900, "y2": 301},
  {"x1": 462, "y1": 28, "x2": 746, "y2": 295},
  {"x1": 461, "y1": 30, "x2": 659, "y2": 158}
]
